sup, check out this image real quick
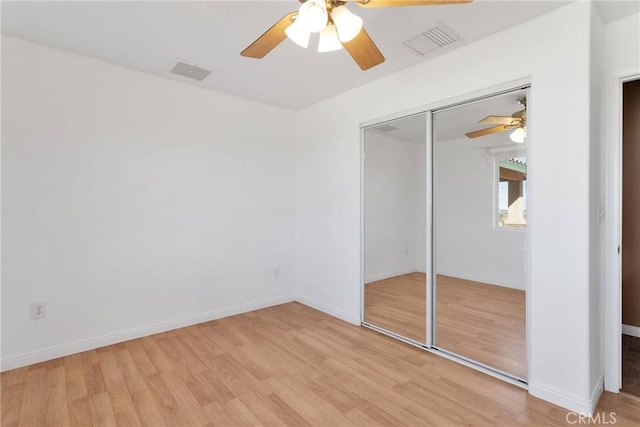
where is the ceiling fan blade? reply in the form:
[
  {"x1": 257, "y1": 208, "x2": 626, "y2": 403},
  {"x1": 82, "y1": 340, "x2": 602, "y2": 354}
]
[
  {"x1": 241, "y1": 12, "x2": 296, "y2": 59},
  {"x1": 465, "y1": 125, "x2": 516, "y2": 139},
  {"x1": 342, "y1": 28, "x2": 385, "y2": 71},
  {"x1": 356, "y1": 0, "x2": 473, "y2": 8},
  {"x1": 479, "y1": 115, "x2": 522, "y2": 125},
  {"x1": 512, "y1": 109, "x2": 526, "y2": 119}
]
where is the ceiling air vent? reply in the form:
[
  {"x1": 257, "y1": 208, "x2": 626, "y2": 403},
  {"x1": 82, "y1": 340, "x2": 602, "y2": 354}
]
[
  {"x1": 375, "y1": 124, "x2": 399, "y2": 132},
  {"x1": 168, "y1": 60, "x2": 214, "y2": 82},
  {"x1": 402, "y1": 22, "x2": 462, "y2": 57}
]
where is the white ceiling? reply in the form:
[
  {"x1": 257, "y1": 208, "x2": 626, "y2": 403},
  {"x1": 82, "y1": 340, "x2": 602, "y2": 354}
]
[
  {"x1": 1, "y1": 0, "x2": 571, "y2": 110},
  {"x1": 594, "y1": 0, "x2": 640, "y2": 24},
  {"x1": 365, "y1": 87, "x2": 527, "y2": 149},
  {"x1": 368, "y1": 113, "x2": 427, "y2": 144},
  {"x1": 434, "y1": 87, "x2": 527, "y2": 146}
]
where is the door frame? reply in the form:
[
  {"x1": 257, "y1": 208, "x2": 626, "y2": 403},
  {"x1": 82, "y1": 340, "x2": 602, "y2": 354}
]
[
  {"x1": 429, "y1": 85, "x2": 530, "y2": 385},
  {"x1": 603, "y1": 71, "x2": 640, "y2": 393},
  {"x1": 359, "y1": 77, "x2": 531, "y2": 388},
  {"x1": 360, "y1": 109, "x2": 431, "y2": 349}
]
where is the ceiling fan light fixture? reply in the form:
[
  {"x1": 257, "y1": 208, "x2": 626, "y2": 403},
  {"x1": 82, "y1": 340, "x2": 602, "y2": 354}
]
[
  {"x1": 285, "y1": 17, "x2": 311, "y2": 48},
  {"x1": 510, "y1": 127, "x2": 526, "y2": 143},
  {"x1": 331, "y1": 5, "x2": 363, "y2": 42},
  {"x1": 318, "y1": 24, "x2": 342, "y2": 52},
  {"x1": 299, "y1": 0, "x2": 328, "y2": 33}
]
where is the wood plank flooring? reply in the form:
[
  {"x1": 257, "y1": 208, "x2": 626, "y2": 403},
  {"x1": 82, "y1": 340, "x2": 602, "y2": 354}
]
[
  {"x1": 2, "y1": 302, "x2": 639, "y2": 426},
  {"x1": 364, "y1": 273, "x2": 426, "y2": 343},
  {"x1": 364, "y1": 273, "x2": 526, "y2": 378},
  {"x1": 435, "y1": 275, "x2": 526, "y2": 379}
]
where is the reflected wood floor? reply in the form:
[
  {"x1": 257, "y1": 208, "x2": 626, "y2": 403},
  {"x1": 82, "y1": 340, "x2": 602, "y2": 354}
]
[
  {"x1": 364, "y1": 273, "x2": 526, "y2": 378},
  {"x1": 2, "y1": 302, "x2": 639, "y2": 426},
  {"x1": 364, "y1": 273, "x2": 426, "y2": 343},
  {"x1": 435, "y1": 275, "x2": 526, "y2": 379}
]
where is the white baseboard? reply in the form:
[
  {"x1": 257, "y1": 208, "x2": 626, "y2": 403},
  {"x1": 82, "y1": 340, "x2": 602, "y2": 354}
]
[
  {"x1": 529, "y1": 376, "x2": 603, "y2": 415},
  {"x1": 589, "y1": 376, "x2": 604, "y2": 416},
  {"x1": 294, "y1": 294, "x2": 360, "y2": 326},
  {"x1": 436, "y1": 270, "x2": 526, "y2": 291},
  {"x1": 622, "y1": 324, "x2": 640, "y2": 338},
  {"x1": 1, "y1": 294, "x2": 294, "y2": 372},
  {"x1": 365, "y1": 268, "x2": 420, "y2": 284}
]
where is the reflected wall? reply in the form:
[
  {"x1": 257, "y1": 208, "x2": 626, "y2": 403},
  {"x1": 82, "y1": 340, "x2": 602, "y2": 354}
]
[{"x1": 363, "y1": 113, "x2": 427, "y2": 344}]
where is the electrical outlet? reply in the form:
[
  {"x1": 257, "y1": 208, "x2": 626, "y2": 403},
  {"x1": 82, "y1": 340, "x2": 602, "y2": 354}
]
[
  {"x1": 598, "y1": 205, "x2": 606, "y2": 224},
  {"x1": 31, "y1": 302, "x2": 46, "y2": 320}
]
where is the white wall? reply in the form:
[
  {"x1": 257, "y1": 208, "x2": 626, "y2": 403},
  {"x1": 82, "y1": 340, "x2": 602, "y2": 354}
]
[
  {"x1": 589, "y1": 2, "x2": 605, "y2": 406},
  {"x1": 1, "y1": 37, "x2": 296, "y2": 369},
  {"x1": 295, "y1": 1, "x2": 598, "y2": 413},
  {"x1": 1, "y1": 1, "x2": 630, "y2": 415},
  {"x1": 415, "y1": 142, "x2": 427, "y2": 273},
  {"x1": 602, "y1": 12, "x2": 640, "y2": 392},
  {"x1": 434, "y1": 138, "x2": 526, "y2": 290},
  {"x1": 364, "y1": 132, "x2": 419, "y2": 283}
]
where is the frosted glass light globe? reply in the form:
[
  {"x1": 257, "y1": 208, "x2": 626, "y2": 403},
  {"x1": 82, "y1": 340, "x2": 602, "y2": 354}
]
[
  {"x1": 318, "y1": 24, "x2": 342, "y2": 52},
  {"x1": 285, "y1": 17, "x2": 311, "y2": 48},
  {"x1": 331, "y1": 5, "x2": 363, "y2": 42},
  {"x1": 510, "y1": 127, "x2": 526, "y2": 143},
  {"x1": 299, "y1": 0, "x2": 328, "y2": 33}
]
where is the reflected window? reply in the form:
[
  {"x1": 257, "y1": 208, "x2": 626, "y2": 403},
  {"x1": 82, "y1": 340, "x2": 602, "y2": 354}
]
[{"x1": 498, "y1": 157, "x2": 527, "y2": 228}]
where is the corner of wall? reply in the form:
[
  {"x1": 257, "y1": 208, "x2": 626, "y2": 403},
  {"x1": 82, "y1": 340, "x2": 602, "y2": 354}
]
[
  {"x1": 588, "y1": 0, "x2": 605, "y2": 405},
  {"x1": 293, "y1": 294, "x2": 361, "y2": 326},
  {"x1": 1, "y1": 294, "x2": 295, "y2": 372},
  {"x1": 529, "y1": 375, "x2": 603, "y2": 416}
]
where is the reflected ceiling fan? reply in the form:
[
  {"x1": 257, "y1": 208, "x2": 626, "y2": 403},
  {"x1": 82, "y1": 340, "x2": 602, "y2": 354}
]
[
  {"x1": 240, "y1": 0, "x2": 473, "y2": 71},
  {"x1": 465, "y1": 98, "x2": 527, "y2": 143}
]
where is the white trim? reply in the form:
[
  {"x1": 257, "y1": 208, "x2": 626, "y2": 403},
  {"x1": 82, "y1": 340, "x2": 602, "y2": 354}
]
[
  {"x1": 524, "y1": 85, "x2": 532, "y2": 386},
  {"x1": 590, "y1": 377, "x2": 605, "y2": 416},
  {"x1": 529, "y1": 377, "x2": 603, "y2": 416},
  {"x1": 435, "y1": 270, "x2": 526, "y2": 291},
  {"x1": 604, "y1": 71, "x2": 640, "y2": 393},
  {"x1": 0, "y1": 294, "x2": 294, "y2": 372},
  {"x1": 294, "y1": 294, "x2": 361, "y2": 326},
  {"x1": 365, "y1": 268, "x2": 421, "y2": 284},
  {"x1": 622, "y1": 324, "x2": 640, "y2": 338},
  {"x1": 425, "y1": 110, "x2": 433, "y2": 347},
  {"x1": 360, "y1": 77, "x2": 532, "y2": 130},
  {"x1": 360, "y1": 126, "x2": 366, "y2": 323}
]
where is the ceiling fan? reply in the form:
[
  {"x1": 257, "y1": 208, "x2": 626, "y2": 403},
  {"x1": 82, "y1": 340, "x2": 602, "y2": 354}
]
[
  {"x1": 465, "y1": 98, "x2": 527, "y2": 143},
  {"x1": 240, "y1": 0, "x2": 473, "y2": 71}
]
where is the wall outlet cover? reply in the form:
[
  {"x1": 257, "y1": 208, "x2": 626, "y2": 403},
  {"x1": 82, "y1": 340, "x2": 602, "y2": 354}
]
[{"x1": 31, "y1": 302, "x2": 46, "y2": 319}]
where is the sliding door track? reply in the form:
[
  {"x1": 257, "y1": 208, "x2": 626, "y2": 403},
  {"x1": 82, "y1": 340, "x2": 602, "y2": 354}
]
[{"x1": 362, "y1": 322, "x2": 528, "y2": 390}]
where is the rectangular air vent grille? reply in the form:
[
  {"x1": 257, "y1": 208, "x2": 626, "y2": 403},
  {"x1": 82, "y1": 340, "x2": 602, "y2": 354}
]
[
  {"x1": 169, "y1": 61, "x2": 213, "y2": 82},
  {"x1": 402, "y1": 22, "x2": 462, "y2": 57},
  {"x1": 375, "y1": 124, "x2": 399, "y2": 132}
]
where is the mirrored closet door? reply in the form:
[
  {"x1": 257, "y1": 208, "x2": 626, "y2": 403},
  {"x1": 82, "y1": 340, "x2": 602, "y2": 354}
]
[
  {"x1": 432, "y1": 88, "x2": 528, "y2": 380},
  {"x1": 363, "y1": 113, "x2": 427, "y2": 344}
]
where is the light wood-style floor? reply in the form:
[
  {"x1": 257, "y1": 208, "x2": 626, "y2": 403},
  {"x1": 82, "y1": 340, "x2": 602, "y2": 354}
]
[
  {"x1": 364, "y1": 273, "x2": 426, "y2": 343},
  {"x1": 435, "y1": 275, "x2": 526, "y2": 379},
  {"x1": 2, "y1": 302, "x2": 639, "y2": 426},
  {"x1": 365, "y1": 273, "x2": 526, "y2": 379}
]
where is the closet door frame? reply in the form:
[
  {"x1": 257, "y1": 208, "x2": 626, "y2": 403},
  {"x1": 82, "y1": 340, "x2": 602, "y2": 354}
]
[
  {"x1": 430, "y1": 85, "x2": 530, "y2": 385},
  {"x1": 360, "y1": 109, "x2": 430, "y2": 349},
  {"x1": 360, "y1": 77, "x2": 531, "y2": 388}
]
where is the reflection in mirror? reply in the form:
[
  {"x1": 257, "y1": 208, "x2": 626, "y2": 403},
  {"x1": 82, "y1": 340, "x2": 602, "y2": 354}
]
[
  {"x1": 433, "y1": 89, "x2": 528, "y2": 379},
  {"x1": 363, "y1": 113, "x2": 427, "y2": 344}
]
